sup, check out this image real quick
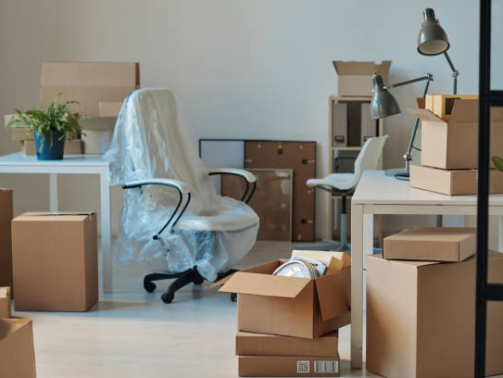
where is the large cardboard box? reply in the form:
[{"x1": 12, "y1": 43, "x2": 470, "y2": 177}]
[
  {"x1": 0, "y1": 319, "x2": 36, "y2": 378},
  {"x1": 21, "y1": 139, "x2": 83, "y2": 156},
  {"x1": 80, "y1": 117, "x2": 116, "y2": 154},
  {"x1": 333, "y1": 61, "x2": 392, "y2": 97},
  {"x1": 0, "y1": 287, "x2": 11, "y2": 318},
  {"x1": 12, "y1": 212, "x2": 98, "y2": 312},
  {"x1": 366, "y1": 252, "x2": 503, "y2": 378},
  {"x1": 238, "y1": 355, "x2": 340, "y2": 377},
  {"x1": 383, "y1": 227, "x2": 476, "y2": 262},
  {"x1": 219, "y1": 260, "x2": 351, "y2": 339},
  {"x1": 408, "y1": 101, "x2": 503, "y2": 169},
  {"x1": 0, "y1": 189, "x2": 13, "y2": 290},
  {"x1": 236, "y1": 331, "x2": 338, "y2": 357},
  {"x1": 409, "y1": 164, "x2": 503, "y2": 196},
  {"x1": 425, "y1": 94, "x2": 479, "y2": 121}
]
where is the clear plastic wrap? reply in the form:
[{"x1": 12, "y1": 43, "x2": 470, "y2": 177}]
[{"x1": 104, "y1": 88, "x2": 259, "y2": 281}]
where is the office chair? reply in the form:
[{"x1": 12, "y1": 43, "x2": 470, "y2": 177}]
[
  {"x1": 105, "y1": 88, "x2": 259, "y2": 303},
  {"x1": 297, "y1": 135, "x2": 388, "y2": 251}
]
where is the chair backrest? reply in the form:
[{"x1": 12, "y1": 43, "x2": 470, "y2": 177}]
[
  {"x1": 353, "y1": 135, "x2": 388, "y2": 180},
  {"x1": 105, "y1": 88, "x2": 221, "y2": 214}
]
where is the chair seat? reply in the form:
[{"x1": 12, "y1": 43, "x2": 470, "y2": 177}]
[
  {"x1": 176, "y1": 197, "x2": 260, "y2": 232},
  {"x1": 307, "y1": 173, "x2": 358, "y2": 191}
]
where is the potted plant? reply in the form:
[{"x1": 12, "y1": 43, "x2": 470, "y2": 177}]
[{"x1": 6, "y1": 95, "x2": 82, "y2": 160}]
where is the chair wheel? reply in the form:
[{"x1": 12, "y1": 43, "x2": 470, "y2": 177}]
[
  {"x1": 144, "y1": 281, "x2": 156, "y2": 293},
  {"x1": 230, "y1": 293, "x2": 237, "y2": 302},
  {"x1": 161, "y1": 292, "x2": 175, "y2": 304},
  {"x1": 194, "y1": 277, "x2": 204, "y2": 285}
]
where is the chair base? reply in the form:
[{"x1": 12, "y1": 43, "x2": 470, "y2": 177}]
[{"x1": 143, "y1": 268, "x2": 238, "y2": 303}]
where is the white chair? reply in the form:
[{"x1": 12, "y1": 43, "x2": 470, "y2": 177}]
[
  {"x1": 298, "y1": 135, "x2": 388, "y2": 251},
  {"x1": 105, "y1": 88, "x2": 259, "y2": 303}
]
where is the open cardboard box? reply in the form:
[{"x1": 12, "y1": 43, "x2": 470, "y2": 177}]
[
  {"x1": 218, "y1": 259, "x2": 351, "y2": 339},
  {"x1": 407, "y1": 100, "x2": 503, "y2": 169},
  {"x1": 333, "y1": 60, "x2": 391, "y2": 97}
]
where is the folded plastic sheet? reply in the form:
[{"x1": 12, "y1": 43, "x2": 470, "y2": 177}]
[{"x1": 104, "y1": 88, "x2": 258, "y2": 281}]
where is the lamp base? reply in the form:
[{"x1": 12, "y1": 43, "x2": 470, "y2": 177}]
[{"x1": 385, "y1": 168, "x2": 410, "y2": 180}]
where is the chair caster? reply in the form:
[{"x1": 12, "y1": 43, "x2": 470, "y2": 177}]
[
  {"x1": 193, "y1": 276, "x2": 204, "y2": 285},
  {"x1": 161, "y1": 292, "x2": 175, "y2": 304},
  {"x1": 230, "y1": 293, "x2": 237, "y2": 302},
  {"x1": 144, "y1": 280, "x2": 156, "y2": 293}
]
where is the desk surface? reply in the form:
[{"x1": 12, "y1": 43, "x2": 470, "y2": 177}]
[
  {"x1": 0, "y1": 152, "x2": 108, "y2": 167},
  {"x1": 353, "y1": 170, "x2": 503, "y2": 206}
]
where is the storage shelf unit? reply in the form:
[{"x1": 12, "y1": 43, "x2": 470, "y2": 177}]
[{"x1": 328, "y1": 95, "x2": 384, "y2": 240}]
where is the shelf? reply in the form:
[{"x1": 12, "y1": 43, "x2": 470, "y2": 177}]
[
  {"x1": 329, "y1": 95, "x2": 372, "y2": 102},
  {"x1": 332, "y1": 146, "x2": 362, "y2": 151}
]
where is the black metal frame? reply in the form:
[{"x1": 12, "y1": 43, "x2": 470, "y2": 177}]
[{"x1": 475, "y1": 1, "x2": 503, "y2": 376}]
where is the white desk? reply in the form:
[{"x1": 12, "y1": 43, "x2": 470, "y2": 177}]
[
  {"x1": 350, "y1": 170, "x2": 503, "y2": 368},
  {"x1": 0, "y1": 152, "x2": 113, "y2": 293}
]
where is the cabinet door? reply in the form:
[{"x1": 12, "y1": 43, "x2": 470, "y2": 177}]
[{"x1": 332, "y1": 103, "x2": 347, "y2": 147}]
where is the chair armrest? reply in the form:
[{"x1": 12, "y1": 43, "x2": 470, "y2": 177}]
[
  {"x1": 122, "y1": 178, "x2": 191, "y2": 195},
  {"x1": 208, "y1": 168, "x2": 257, "y2": 183}
]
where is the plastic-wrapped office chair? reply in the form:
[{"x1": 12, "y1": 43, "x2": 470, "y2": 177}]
[
  {"x1": 104, "y1": 88, "x2": 259, "y2": 303},
  {"x1": 298, "y1": 135, "x2": 388, "y2": 251}
]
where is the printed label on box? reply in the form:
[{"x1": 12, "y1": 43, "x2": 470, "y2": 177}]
[
  {"x1": 315, "y1": 360, "x2": 339, "y2": 374},
  {"x1": 297, "y1": 360, "x2": 310, "y2": 373}
]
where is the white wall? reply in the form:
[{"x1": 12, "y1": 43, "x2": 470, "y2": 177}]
[{"x1": 0, "y1": 0, "x2": 490, "y2": 237}]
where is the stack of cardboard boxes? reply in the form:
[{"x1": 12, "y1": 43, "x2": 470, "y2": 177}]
[
  {"x1": 218, "y1": 251, "x2": 351, "y2": 377},
  {"x1": 367, "y1": 227, "x2": 503, "y2": 378},
  {"x1": 408, "y1": 95, "x2": 503, "y2": 195},
  {"x1": 5, "y1": 61, "x2": 140, "y2": 156}
]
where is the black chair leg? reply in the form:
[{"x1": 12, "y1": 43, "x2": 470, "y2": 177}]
[
  {"x1": 161, "y1": 268, "x2": 204, "y2": 304},
  {"x1": 144, "y1": 272, "x2": 183, "y2": 293}
]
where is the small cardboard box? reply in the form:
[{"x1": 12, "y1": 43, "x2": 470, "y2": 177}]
[
  {"x1": 12, "y1": 212, "x2": 98, "y2": 312},
  {"x1": 80, "y1": 117, "x2": 116, "y2": 154},
  {"x1": 21, "y1": 139, "x2": 83, "y2": 156},
  {"x1": 333, "y1": 60, "x2": 392, "y2": 97},
  {"x1": 0, "y1": 319, "x2": 36, "y2": 378},
  {"x1": 366, "y1": 252, "x2": 503, "y2": 378},
  {"x1": 408, "y1": 100, "x2": 503, "y2": 169},
  {"x1": 425, "y1": 94, "x2": 479, "y2": 121},
  {"x1": 409, "y1": 164, "x2": 503, "y2": 196},
  {"x1": 236, "y1": 331, "x2": 338, "y2": 357},
  {"x1": 219, "y1": 260, "x2": 351, "y2": 339},
  {"x1": 383, "y1": 227, "x2": 476, "y2": 262},
  {"x1": 0, "y1": 189, "x2": 13, "y2": 290},
  {"x1": 239, "y1": 355, "x2": 340, "y2": 377},
  {"x1": 0, "y1": 287, "x2": 11, "y2": 318},
  {"x1": 4, "y1": 115, "x2": 33, "y2": 141}
]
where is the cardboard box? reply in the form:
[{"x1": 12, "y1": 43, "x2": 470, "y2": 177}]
[
  {"x1": 409, "y1": 164, "x2": 503, "y2": 196},
  {"x1": 408, "y1": 100, "x2": 503, "y2": 169},
  {"x1": 12, "y1": 212, "x2": 98, "y2": 312},
  {"x1": 41, "y1": 61, "x2": 140, "y2": 88},
  {"x1": 333, "y1": 60, "x2": 391, "y2": 97},
  {"x1": 425, "y1": 94, "x2": 479, "y2": 121},
  {"x1": 366, "y1": 252, "x2": 503, "y2": 378},
  {"x1": 4, "y1": 115, "x2": 32, "y2": 141},
  {"x1": 0, "y1": 319, "x2": 36, "y2": 378},
  {"x1": 21, "y1": 139, "x2": 83, "y2": 156},
  {"x1": 236, "y1": 330, "x2": 338, "y2": 357},
  {"x1": 0, "y1": 287, "x2": 10, "y2": 318},
  {"x1": 383, "y1": 227, "x2": 476, "y2": 262},
  {"x1": 0, "y1": 189, "x2": 13, "y2": 291},
  {"x1": 80, "y1": 117, "x2": 116, "y2": 154},
  {"x1": 239, "y1": 355, "x2": 340, "y2": 377},
  {"x1": 98, "y1": 101, "x2": 123, "y2": 117},
  {"x1": 219, "y1": 260, "x2": 351, "y2": 339}
]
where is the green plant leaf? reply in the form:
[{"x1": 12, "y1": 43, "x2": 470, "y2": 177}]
[{"x1": 492, "y1": 156, "x2": 503, "y2": 173}]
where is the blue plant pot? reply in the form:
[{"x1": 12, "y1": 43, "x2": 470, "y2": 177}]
[{"x1": 33, "y1": 131, "x2": 66, "y2": 160}]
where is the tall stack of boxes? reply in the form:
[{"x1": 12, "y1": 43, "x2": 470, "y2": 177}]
[
  {"x1": 367, "y1": 227, "x2": 503, "y2": 378},
  {"x1": 408, "y1": 95, "x2": 503, "y2": 195},
  {"x1": 219, "y1": 252, "x2": 351, "y2": 377}
]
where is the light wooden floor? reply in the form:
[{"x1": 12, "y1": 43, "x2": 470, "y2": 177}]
[{"x1": 11, "y1": 241, "x2": 494, "y2": 378}]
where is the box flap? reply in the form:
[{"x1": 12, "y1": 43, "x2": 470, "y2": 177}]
[
  {"x1": 376, "y1": 60, "x2": 392, "y2": 75},
  {"x1": 406, "y1": 108, "x2": 444, "y2": 123},
  {"x1": 14, "y1": 212, "x2": 95, "y2": 222},
  {"x1": 219, "y1": 272, "x2": 311, "y2": 299},
  {"x1": 315, "y1": 268, "x2": 351, "y2": 321},
  {"x1": 450, "y1": 100, "x2": 478, "y2": 123},
  {"x1": 210, "y1": 260, "x2": 282, "y2": 288},
  {"x1": 333, "y1": 61, "x2": 378, "y2": 76}
]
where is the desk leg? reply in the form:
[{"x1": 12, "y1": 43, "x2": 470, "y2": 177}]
[
  {"x1": 100, "y1": 170, "x2": 113, "y2": 293},
  {"x1": 351, "y1": 204, "x2": 364, "y2": 368},
  {"x1": 49, "y1": 174, "x2": 58, "y2": 211},
  {"x1": 363, "y1": 214, "x2": 374, "y2": 257}
]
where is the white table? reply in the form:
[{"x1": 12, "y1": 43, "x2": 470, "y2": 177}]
[
  {"x1": 350, "y1": 170, "x2": 503, "y2": 368},
  {"x1": 0, "y1": 152, "x2": 113, "y2": 293}
]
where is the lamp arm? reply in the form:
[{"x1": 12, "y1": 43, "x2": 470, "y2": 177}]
[
  {"x1": 443, "y1": 51, "x2": 459, "y2": 94},
  {"x1": 387, "y1": 74, "x2": 433, "y2": 89}
]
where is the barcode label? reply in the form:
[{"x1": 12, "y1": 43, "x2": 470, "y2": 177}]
[
  {"x1": 314, "y1": 360, "x2": 339, "y2": 374},
  {"x1": 297, "y1": 360, "x2": 310, "y2": 373}
]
